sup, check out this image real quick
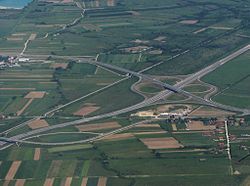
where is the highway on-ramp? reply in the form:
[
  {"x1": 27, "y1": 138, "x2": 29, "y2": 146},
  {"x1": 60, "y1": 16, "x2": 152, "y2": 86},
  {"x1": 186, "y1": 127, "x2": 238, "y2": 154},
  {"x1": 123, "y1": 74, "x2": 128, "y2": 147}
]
[{"x1": 1, "y1": 45, "x2": 250, "y2": 149}]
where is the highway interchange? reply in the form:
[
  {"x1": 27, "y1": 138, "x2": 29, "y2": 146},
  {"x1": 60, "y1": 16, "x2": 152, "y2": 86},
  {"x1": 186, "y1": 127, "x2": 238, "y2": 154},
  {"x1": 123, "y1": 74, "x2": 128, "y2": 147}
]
[
  {"x1": 0, "y1": 119, "x2": 158, "y2": 146},
  {"x1": 0, "y1": 44, "x2": 250, "y2": 149},
  {"x1": 0, "y1": 1, "x2": 250, "y2": 148},
  {"x1": 86, "y1": 44, "x2": 250, "y2": 115}
]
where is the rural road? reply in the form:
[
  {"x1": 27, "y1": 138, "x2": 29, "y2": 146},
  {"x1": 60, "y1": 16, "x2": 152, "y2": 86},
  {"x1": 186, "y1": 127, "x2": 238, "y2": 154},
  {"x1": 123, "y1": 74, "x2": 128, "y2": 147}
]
[
  {"x1": 85, "y1": 44, "x2": 250, "y2": 114},
  {"x1": 0, "y1": 119, "x2": 156, "y2": 146},
  {"x1": 1, "y1": 45, "x2": 250, "y2": 148}
]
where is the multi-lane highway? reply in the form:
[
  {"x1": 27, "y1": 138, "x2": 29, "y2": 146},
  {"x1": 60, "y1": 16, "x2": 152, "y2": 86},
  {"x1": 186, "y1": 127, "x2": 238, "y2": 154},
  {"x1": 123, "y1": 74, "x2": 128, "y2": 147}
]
[
  {"x1": 0, "y1": 77, "x2": 130, "y2": 136},
  {"x1": 86, "y1": 44, "x2": 250, "y2": 114},
  {"x1": 0, "y1": 119, "x2": 156, "y2": 146},
  {"x1": 1, "y1": 45, "x2": 250, "y2": 148}
]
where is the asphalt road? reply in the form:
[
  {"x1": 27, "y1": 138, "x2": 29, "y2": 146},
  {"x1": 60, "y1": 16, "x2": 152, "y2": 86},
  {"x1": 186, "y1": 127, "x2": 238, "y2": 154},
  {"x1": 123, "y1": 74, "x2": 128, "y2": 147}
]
[
  {"x1": 0, "y1": 119, "x2": 156, "y2": 146},
  {"x1": 86, "y1": 44, "x2": 250, "y2": 114},
  {"x1": 0, "y1": 77, "x2": 130, "y2": 136},
  {"x1": 1, "y1": 45, "x2": 250, "y2": 148}
]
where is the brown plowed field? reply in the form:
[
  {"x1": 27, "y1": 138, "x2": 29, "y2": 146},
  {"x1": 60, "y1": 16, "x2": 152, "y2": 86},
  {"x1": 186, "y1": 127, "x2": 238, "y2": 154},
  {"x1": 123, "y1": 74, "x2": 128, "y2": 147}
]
[
  {"x1": 34, "y1": 148, "x2": 41, "y2": 160},
  {"x1": 187, "y1": 121, "x2": 215, "y2": 131},
  {"x1": 97, "y1": 177, "x2": 107, "y2": 186},
  {"x1": 135, "y1": 124, "x2": 161, "y2": 128},
  {"x1": 28, "y1": 119, "x2": 49, "y2": 129},
  {"x1": 140, "y1": 137, "x2": 183, "y2": 149},
  {"x1": 102, "y1": 133, "x2": 134, "y2": 141},
  {"x1": 29, "y1": 33, "x2": 37, "y2": 40},
  {"x1": 190, "y1": 106, "x2": 233, "y2": 117},
  {"x1": 134, "y1": 131, "x2": 167, "y2": 135},
  {"x1": 43, "y1": 178, "x2": 54, "y2": 186},
  {"x1": 76, "y1": 122, "x2": 121, "y2": 131},
  {"x1": 5, "y1": 161, "x2": 21, "y2": 180},
  {"x1": 64, "y1": 177, "x2": 72, "y2": 186},
  {"x1": 25, "y1": 91, "x2": 46, "y2": 99},
  {"x1": 74, "y1": 106, "x2": 100, "y2": 116},
  {"x1": 81, "y1": 177, "x2": 88, "y2": 186},
  {"x1": 15, "y1": 179, "x2": 25, "y2": 186}
]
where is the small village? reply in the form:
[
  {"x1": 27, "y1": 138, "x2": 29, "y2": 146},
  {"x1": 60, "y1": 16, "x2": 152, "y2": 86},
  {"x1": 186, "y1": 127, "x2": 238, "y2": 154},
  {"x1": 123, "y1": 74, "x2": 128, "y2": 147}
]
[
  {"x1": 0, "y1": 55, "x2": 30, "y2": 69},
  {"x1": 131, "y1": 106, "x2": 249, "y2": 155}
]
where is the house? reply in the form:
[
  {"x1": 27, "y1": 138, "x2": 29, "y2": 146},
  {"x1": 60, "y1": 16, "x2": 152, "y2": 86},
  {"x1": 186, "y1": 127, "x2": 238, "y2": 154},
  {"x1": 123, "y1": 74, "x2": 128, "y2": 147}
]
[
  {"x1": 0, "y1": 114, "x2": 5, "y2": 120},
  {"x1": 18, "y1": 58, "x2": 29, "y2": 62}
]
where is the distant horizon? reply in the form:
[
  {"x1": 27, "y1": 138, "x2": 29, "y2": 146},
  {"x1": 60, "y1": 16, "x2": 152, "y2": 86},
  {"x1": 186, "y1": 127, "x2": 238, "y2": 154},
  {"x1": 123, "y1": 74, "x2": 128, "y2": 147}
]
[{"x1": 0, "y1": 0, "x2": 32, "y2": 9}]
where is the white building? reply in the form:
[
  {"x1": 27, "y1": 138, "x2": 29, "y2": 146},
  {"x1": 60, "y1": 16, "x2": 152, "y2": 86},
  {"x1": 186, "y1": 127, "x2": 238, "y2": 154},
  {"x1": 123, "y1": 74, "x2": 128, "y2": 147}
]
[{"x1": 18, "y1": 58, "x2": 29, "y2": 62}]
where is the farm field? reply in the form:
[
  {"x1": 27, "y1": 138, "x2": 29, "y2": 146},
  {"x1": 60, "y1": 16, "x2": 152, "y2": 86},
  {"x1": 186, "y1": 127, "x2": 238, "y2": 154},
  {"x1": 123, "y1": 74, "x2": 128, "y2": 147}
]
[
  {"x1": 0, "y1": 128, "x2": 232, "y2": 186},
  {"x1": 0, "y1": 62, "x2": 122, "y2": 118},
  {"x1": 203, "y1": 51, "x2": 250, "y2": 109},
  {"x1": 1, "y1": 0, "x2": 250, "y2": 185},
  {"x1": 57, "y1": 77, "x2": 144, "y2": 116}
]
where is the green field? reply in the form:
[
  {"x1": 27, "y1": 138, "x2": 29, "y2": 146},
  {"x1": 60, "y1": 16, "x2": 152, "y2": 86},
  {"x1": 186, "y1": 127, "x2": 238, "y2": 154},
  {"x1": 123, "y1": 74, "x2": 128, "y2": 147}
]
[
  {"x1": 59, "y1": 77, "x2": 144, "y2": 116},
  {"x1": 183, "y1": 84, "x2": 210, "y2": 93},
  {"x1": 139, "y1": 84, "x2": 163, "y2": 94},
  {"x1": 1, "y1": 0, "x2": 250, "y2": 185},
  {"x1": 203, "y1": 51, "x2": 250, "y2": 109}
]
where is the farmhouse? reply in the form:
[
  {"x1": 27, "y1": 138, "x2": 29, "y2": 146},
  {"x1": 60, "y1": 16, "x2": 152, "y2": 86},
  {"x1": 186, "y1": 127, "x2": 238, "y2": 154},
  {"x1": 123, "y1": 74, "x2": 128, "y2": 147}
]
[
  {"x1": 0, "y1": 114, "x2": 5, "y2": 120},
  {"x1": 18, "y1": 58, "x2": 30, "y2": 62}
]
